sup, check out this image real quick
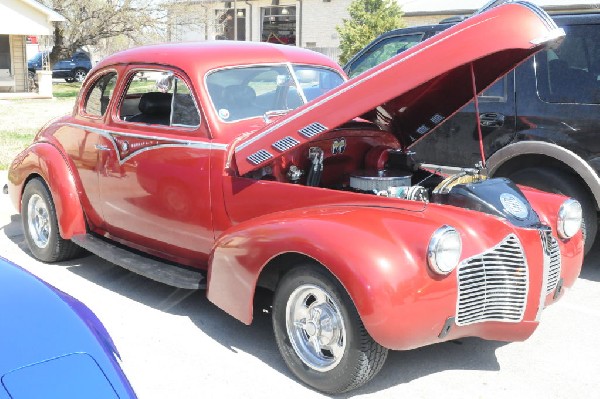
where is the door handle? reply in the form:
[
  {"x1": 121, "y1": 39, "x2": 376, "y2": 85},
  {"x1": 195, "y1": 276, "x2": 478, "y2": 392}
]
[
  {"x1": 95, "y1": 144, "x2": 110, "y2": 151},
  {"x1": 480, "y1": 112, "x2": 505, "y2": 127}
]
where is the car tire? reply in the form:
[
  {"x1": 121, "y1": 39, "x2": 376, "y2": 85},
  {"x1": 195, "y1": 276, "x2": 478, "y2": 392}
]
[
  {"x1": 73, "y1": 68, "x2": 87, "y2": 83},
  {"x1": 272, "y1": 264, "x2": 388, "y2": 394},
  {"x1": 21, "y1": 178, "x2": 84, "y2": 262},
  {"x1": 64, "y1": 77, "x2": 75, "y2": 83},
  {"x1": 507, "y1": 167, "x2": 597, "y2": 253}
]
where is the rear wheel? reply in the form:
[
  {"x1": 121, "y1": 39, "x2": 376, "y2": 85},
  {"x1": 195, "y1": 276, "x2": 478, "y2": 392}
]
[
  {"x1": 272, "y1": 264, "x2": 388, "y2": 394},
  {"x1": 21, "y1": 178, "x2": 83, "y2": 262},
  {"x1": 507, "y1": 167, "x2": 597, "y2": 253}
]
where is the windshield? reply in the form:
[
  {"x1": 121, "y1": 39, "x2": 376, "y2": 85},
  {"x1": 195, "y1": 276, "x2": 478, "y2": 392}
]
[{"x1": 206, "y1": 64, "x2": 344, "y2": 122}]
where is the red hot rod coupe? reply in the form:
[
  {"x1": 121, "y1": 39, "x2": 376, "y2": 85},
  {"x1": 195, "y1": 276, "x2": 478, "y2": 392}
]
[{"x1": 8, "y1": 2, "x2": 584, "y2": 394}]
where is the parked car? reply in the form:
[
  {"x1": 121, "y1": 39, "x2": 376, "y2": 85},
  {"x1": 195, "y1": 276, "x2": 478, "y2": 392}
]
[
  {"x1": 0, "y1": 256, "x2": 136, "y2": 398},
  {"x1": 345, "y1": 10, "x2": 600, "y2": 254},
  {"x1": 7, "y1": 3, "x2": 583, "y2": 394},
  {"x1": 28, "y1": 51, "x2": 92, "y2": 83}
]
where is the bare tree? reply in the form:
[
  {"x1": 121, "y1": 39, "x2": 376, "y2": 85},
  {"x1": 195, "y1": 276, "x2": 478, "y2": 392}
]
[{"x1": 41, "y1": 0, "x2": 191, "y2": 64}]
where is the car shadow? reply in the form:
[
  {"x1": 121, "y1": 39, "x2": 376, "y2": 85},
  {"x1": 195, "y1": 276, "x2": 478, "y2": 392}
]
[{"x1": 0, "y1": 213, "x2": 541, "y2": 394}]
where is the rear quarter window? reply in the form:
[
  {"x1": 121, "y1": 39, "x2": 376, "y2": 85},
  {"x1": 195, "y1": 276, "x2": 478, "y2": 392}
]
[{"x1": 83, "y1": 72, "x2": 117, "y2": 117}]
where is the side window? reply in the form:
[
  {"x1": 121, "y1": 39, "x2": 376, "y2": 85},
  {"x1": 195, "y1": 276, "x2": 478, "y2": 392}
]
[
  {"x1": 292, "y1": 66, "x2": 344, "y2": 102},
  {"x1": 347, "y1": 33, "x2": 425, "y2": 78},
  {"x1": 84, "y1": 72, "x2": 117, "y2": 117},
  {"x1": 119, "y1": 70, "x2": 201, "y2": 128},
  {"x1": 535, "y1": 24, "x2": 600, "y2": 104}
]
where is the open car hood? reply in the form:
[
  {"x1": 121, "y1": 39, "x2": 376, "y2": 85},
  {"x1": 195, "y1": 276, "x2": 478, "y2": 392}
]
[{"x1": 234, "y1": 1, "x2": 564, "y2": 175}]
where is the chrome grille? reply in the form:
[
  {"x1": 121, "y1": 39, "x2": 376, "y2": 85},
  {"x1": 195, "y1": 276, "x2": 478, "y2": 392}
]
[
  {"x1": 299, "y1": 122, "x2": 327, "y2": 138},
  {"x1": 540, "y1": 228, "x2": 561, "y2": 295},
  {"x1": 272, "y1": 136, "x2": 300, "y2": 152},
  {"x1": 247, "y1": 149, "x2": 273, "y2": 165},
  {"x1": 456, "y1": 234, "x2": 528, "y2": 326}
]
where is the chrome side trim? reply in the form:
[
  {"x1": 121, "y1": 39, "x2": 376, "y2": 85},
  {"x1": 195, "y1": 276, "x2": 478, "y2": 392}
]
[
  {"x1": 64, "y1": 122, "x2": 227, "y2": 165},
  {"x1": 487, "y1": 141, "x2": 600, "y2": 209},
  {"x1": 535, "y1": 226, "x2": 552, "y2": 321}
]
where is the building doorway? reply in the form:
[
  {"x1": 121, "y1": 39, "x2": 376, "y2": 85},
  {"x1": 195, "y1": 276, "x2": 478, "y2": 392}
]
[{"x1": 261, "y1": 6, "x2": 296, "y2": 45}]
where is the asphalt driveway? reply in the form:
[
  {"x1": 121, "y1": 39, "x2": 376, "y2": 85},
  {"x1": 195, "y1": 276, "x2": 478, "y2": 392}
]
[{"x1": 1, "y1": 171, "x2": 599, "y2": 398}]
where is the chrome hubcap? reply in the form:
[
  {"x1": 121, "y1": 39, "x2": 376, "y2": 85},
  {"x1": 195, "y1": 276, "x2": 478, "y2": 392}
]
[
  {"x1": 27, "y1": 194, "x2": 50, "y2": 248},
  {"x1": 286, "y1": 284, "x2": 346, "y2": 371},
  {"x1": 75, "y1": 71, "x2": 86, "y2": 82}
]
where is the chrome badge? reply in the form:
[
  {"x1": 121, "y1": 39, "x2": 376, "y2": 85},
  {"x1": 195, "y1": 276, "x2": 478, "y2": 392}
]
[
  {"x1": 332, "y1": 138, "x2": 346, "y2": 154},
  {"x1": 500, "y1": 193, "x2": 529, "y2": 220}
]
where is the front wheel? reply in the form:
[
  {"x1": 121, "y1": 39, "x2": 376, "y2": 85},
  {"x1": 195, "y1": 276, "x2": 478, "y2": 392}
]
[
  {"x1": 272, "y1": 264, "x2": 388, "y2": 394},
  {"x1": 21, "y1": 178, "x2": 83, "y2": 262}
]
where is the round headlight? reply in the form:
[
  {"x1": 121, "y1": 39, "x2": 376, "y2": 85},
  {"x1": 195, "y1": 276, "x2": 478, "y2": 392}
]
[
  {"x1": 557, "y1": 198, "x2": 582, "y2": 239},
  {"x1": 427, "y1": 225, "x2": 462, "y2": 275}
]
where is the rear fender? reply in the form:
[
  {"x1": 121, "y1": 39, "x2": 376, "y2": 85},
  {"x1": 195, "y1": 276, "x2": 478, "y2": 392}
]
[{"x1": 8, "y1": 142, "x2": 86, "y2": 238}]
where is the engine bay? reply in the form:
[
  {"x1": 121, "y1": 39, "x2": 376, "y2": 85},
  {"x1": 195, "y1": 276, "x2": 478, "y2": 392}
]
[
  {"x1": 242, "y1": 126, "x2": 541, "y2": 227},
  {"x1": 243, "y1": 128, "x2": 483, "y2": 202}
]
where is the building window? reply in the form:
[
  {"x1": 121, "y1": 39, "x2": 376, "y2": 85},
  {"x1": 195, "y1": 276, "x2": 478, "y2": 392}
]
[
  {"x1": 261, "y1": 6, "x2": 296, "y2": 45},
  {"x1": 0, "y1": 35, "x2": 10, "y2": 70},
  {"x1": 216, "y1": 9, "x2": 246, "y2": 40}
]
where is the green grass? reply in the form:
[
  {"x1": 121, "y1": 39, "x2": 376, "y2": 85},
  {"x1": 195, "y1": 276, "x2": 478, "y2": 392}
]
[
  {"x1": 0, "y1": 89, "x2": 76, "y2": 169},
  {"x1": 52, "y1": 82, "x2": 82, "y2": 98}
]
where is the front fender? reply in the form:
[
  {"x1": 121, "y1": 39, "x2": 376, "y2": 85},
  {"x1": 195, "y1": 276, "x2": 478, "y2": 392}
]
[
  {"x1": 207, "y1": 204, "x2": 519, "y2": 349},
  {"x1": 8, "y1": 142, "x2": 86, "y2": 238},
  {"x1": 520, "y1": 186, "x2": 583, "y2": 290}
]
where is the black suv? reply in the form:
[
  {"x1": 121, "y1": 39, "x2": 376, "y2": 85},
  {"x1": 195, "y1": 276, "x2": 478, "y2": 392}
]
[
  {"x1": 28, "y1": 52, "x2": 92, "y2": 83},
  {"x1": 345, "y1": 13, "x2": 600, "y2": 253}
]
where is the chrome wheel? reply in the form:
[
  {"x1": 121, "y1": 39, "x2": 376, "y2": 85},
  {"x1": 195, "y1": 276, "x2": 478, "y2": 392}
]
[
  {"x1": 27, "y1": 193, "x2": 50, "y2": 249},
  {"x1": 286, "y1": 284, "x2": 347, "y2": 371}
]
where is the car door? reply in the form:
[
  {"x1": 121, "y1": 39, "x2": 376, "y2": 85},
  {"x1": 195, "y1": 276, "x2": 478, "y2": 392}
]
[
  {"x1": 52, "y1": 57, "x2": 75, "y2": 77},
  {"x1": 96, "y1": 67, "x2": 213, "y2": 265},
  {"x1": 60, "y1": 71, "x2": 119, "y2": 230},
  {"x1": 411, "y1": 74, "x2": 517, "y2": 168},
  {"x1": 514, "y1": 22, "x2": 600, "y2": 156}
]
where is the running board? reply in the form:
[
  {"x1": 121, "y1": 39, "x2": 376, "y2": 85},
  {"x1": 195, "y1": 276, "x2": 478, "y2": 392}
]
[{"x1": 71, "y1": 234, "x2": 205, "y2": 290}]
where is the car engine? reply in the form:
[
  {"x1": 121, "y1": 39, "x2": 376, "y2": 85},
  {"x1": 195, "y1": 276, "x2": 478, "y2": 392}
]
[{"x1": 244, "y1": 128, "x2": 541, "y2": 228}]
